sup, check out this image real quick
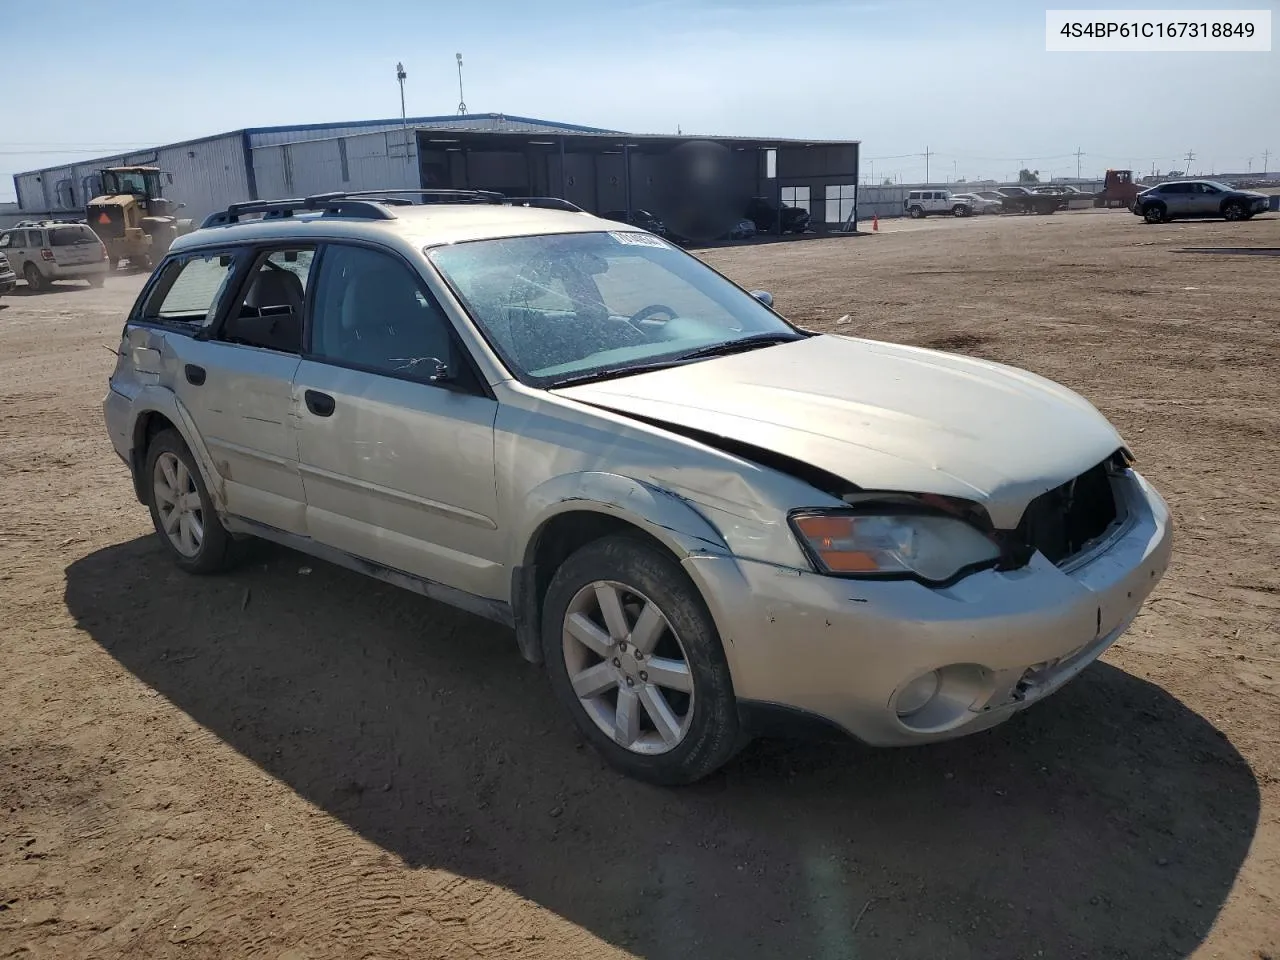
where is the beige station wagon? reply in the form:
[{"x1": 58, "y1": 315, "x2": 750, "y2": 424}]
[{"x1": 104, "y1": 189, "x2": 1173, "y2": 784}]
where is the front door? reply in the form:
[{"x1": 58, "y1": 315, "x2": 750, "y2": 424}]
[{"x1": 293, "y1": 242, "x2": 504, "y2": 600}]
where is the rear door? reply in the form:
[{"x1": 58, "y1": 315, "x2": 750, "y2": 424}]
[
  {"x1": 142, "y1": 247, "x2": 309, "y2": 534},
  {"x1": 8, "y1": 230, "x2": 36, "y2": 275},
  {"x1": 1161, "y1": 183, "x2": 1191, "y2": 215}
]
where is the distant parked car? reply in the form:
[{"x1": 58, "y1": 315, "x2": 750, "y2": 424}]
[
  {"x1": 745, "y1": 197, "x2": 810, "y2": 234},
  {"x1": 602, "y1": 209, "x2": 669, "y2": 237},
  {"x1": 0, "y1": 251, "x2": 16, "y2": 297},
  {"x1": 726, "y1": 218, "x2": 757, "y2": 240},
  {"x1": 995, "y1": 187, "x2": 1059, "y2": 215},
  {"x1": 0, "y1": 220, "x2": 110, "y2": 291},
  {"x1": 950, "y1": 192, "x2": 1002, "y2": 215},
  {"x1": 903, "y1": 190, "x2": 972, "y2": 218},
  {"x1": 1130, "y1": 179, "x2": 1269, "y2": 224}
]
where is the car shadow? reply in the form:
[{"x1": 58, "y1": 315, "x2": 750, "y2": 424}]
[{"x1": 65, "y1": 536, "x2": 1259, "y2": 960}]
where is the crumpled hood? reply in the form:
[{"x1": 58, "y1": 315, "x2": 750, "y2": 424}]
[{"x1": 554, "y1": 334, "x2": 1125, "y2": 528}]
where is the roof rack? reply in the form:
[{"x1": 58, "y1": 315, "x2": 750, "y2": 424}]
[{"x1": 201, "y1": 189, "x2": 585, "y2": 229}]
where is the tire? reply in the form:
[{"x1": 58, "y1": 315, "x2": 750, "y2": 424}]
[
  {"x1": 1222, "y1": 202, "x2": 1245, "y2": 222},
  {"x1": 908, "y1": 205, "x2": 925, "y2": 219},
  {"x1": 143, "y1": 429, "x2": 236, "y2": 574},
  {"x1": 951, "y1": 205, "x2": 968, "y2": 217},
  {"x1": 23, "y1": 262, "x2": 46, "y2": 292},
  {"x1": 88, "y1": 275, "x2": 105, "y2": 288},
  {"x1": 1143, "y1": 203, "x2": 1167, "y2": 224},
  {"x1": 108, "y1": 257, "x2": 119, "y2": 271},
  {"x1": 541, "y1": 534, "x2": 742, "y2": 785}
]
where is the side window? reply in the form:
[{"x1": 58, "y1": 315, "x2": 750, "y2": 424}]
[
  {"x1": 220, "y1": 248, "x2": 313, "y2": 353},
  {"x1": 310, "y1": 244, "x2": 462, "y2": 384},
  {"x1": 143, "y1": 252, "x2": 238, "y2": 325}
]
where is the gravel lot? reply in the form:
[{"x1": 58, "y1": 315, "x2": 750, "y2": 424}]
[{"x1": 2, "y1": 208, "x2": 1277, "y2": 959}]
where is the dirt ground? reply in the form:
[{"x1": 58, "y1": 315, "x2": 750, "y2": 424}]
[{"x1": 2, "y1": 208, "x2": 1277, "y2": 960}]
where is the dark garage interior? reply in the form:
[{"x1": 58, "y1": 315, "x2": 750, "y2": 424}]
[{"x1": 416, "y1": 130, "x2": 861, "y2": 241}]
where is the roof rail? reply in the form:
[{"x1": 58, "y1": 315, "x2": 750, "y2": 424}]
[
  {"x1": 200, "y1": 188, "x2": 587, "y2": 229},
  {"x1": 500, "y1": 197, "x2": 585, "y2": 213},
  {"x1": 201, "y1": 194, "x2": 400, "y2": 228},
  {"x1": 337, "y1": 188, "x2": 507, "y2": 203}
]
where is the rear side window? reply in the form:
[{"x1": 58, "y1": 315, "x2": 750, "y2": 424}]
[
  {"x1": 142, "y1": 252, "x2": 238, "y2": 325},
  {"x1": 50, "y1": 226, "x2": 97, "y2": 246}
]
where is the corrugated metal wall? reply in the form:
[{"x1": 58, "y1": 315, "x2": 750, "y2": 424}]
[
  {"x1": 13, "y1": 133, "x2": 250, "y2": 226},
  {"x1": 252, "y1": 130, "x2": 419, "y2": 199}
]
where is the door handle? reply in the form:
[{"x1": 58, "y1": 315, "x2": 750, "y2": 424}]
[
  {"x1": 184, "y1": 364, "x2": 206, "y2": 385},
  {"x1": 304, "y1": 389, "x2": 335, "y2": 417}
]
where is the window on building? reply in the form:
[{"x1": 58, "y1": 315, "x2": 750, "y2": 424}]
[
  {"x1": 825, "y1": 184, "x2": 857, "y2": 223},
  {"x1": 781, "y1": 186, "x2": 810, "y2": 213},
  {"x1": 764, "y1": 149, "x2": 777, "y2": 179}
]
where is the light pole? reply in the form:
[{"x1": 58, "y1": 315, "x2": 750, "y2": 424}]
[
  {"x1": 395, "y1": 62, "x2": 411, "y2": 166},
  {"x1": 455, "y1": 53, "x2": 467, "y2": 116}
]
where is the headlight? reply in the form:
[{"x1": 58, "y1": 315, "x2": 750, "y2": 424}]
[{"x1": 789, "y1": 510, "x2": 1000, "y2": 583}]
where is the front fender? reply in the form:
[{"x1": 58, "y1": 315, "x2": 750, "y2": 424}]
[{"x1": 515, "y1": 471, "x2": 732, "y2": 571}]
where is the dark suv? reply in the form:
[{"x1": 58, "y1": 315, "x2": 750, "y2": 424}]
[
  {"x1": 1132, "y1": 180, "x2": 1269, "y2": 224},
  {"x1": 745, "y1": 197, "x2": 810, "y2": 234}
]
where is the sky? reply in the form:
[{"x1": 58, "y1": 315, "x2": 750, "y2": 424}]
[{"x1": 2, "y1": 0, "x2": 1276, "y2": 201}]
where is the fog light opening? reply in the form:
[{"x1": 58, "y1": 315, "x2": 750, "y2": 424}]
[{"x1": 895, "y1": 670, "x2": 941, "y2": 718}]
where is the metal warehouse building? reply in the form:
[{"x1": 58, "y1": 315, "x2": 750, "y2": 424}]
[{"x1": 13, "y1": 113, "x2": 861, "y2": 236}]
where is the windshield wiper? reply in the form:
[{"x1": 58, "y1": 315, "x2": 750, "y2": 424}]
[
  {"x1": 548, "y1": 333, "x2": 802, "y2": 389},
  {"x1": 666, "y1": 332, "x2": 802, "y2": 363}
]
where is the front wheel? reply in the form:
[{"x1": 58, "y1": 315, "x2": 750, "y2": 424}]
[
  {"x1": 541, "y1": 535, "x2": 742, "y2": 785},
  {"x1": 951, "y1": 205, "x2": 968, "y2": 217},
  {"x1": 144, "y1": 429, "x2": 237, "y2": 574},
  {"x1": 1222, "y1": 202, "x2": 1245, "y2": 222},
  {"x1": 1143, "y1": 203, "x2": 1167, "y2": 224}
]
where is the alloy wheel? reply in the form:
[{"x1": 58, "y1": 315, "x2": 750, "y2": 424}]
[
  {"x1": 152, "y1": 451, "x2": 204, "y2": 557},
  {"x1": 561, "y1": 580, "x2": 695, "y2": 755}
]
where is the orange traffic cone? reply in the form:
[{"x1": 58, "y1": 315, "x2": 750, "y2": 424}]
[{"x1": 872, "y1": 213, "x2": 879, "y2": 232}]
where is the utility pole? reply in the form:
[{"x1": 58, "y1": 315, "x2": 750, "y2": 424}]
[
  {"x1": 952, "y1": 159, "x2": 957, "y2": 182},
  {"x1": 1074, "y1": 146, "x2": 1084, "y2": 180},
  {"x1": 455, "y1": 53, "x2": 467, "y2": 115},
  {"x1": 924, "y1": 146, "x2": 931, "y2": 185},
  {"x1": 395, "y1": 62, "x2": 409, "y2": 161},
  {"x1": 1183, "y1": 148, "x2": 1195, "y2": 175},
  {"x1": 1263, "y1": 149, "x2": 1271, "y2": 175},
  {"x1": 1247, "y1": 157, "x2": 1253, "y2": 174}
]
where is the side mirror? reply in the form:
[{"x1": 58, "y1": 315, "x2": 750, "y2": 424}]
[
  {"x1": 176, "y1": 202, "x2": 187, "y2": 210},
  {"x1": 750, "y1": 290, "x2": 773, "y2": 307}
]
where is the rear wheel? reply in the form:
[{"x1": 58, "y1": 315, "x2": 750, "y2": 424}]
[
  {"x1": 908, "y1": 205, "x2": 925, "y2": 219},
  {"x1": 108, "y1": 256, "x2": 120, "y2": 271},
  {"x1": 88, "y1": 275, "x2": 105, "y2": 288},
  {"x1": 23, "y1": 262, "x2": 45, "y2": 292},
  {"x1": 541, "y1": 535, "x2": 742, "y2": 785},
  {"x1": 144, "y1": 429, "x2": 237, "y2": 574}
]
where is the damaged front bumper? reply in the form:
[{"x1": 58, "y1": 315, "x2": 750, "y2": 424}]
[{"x1": 682, "y1": 470, "x2": 1172, "y2": 746}]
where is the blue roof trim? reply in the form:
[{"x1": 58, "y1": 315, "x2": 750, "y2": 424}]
[{"x1": 243, "y1": 113, "x2": 619, "y2": 136}]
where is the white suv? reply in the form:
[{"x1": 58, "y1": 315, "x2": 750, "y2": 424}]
[
  {"x1": 0, "y1": 220, "x2": 111, "y2": 291},
  {"x1": 903, "y1": 190, "x2": 971, "y2": 219}
]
